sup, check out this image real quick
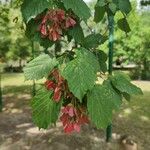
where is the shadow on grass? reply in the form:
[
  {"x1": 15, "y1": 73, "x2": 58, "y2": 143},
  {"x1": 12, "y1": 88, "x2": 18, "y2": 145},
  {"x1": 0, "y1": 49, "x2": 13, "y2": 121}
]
[{"x1": 113, "y1": 92, "x2": 150, "y2": 149}]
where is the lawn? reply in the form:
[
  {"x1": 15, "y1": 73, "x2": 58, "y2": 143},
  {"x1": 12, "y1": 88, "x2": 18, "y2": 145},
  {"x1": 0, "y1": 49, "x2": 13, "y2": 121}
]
[{"x1": 0, "y1": 73, "x2": 150, "y2": 150}]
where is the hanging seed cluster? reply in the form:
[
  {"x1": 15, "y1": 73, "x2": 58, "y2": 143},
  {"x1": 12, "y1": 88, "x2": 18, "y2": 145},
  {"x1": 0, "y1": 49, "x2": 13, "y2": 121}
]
[
  {"x1": 39, "y1": 9, "x2": 76, "y2": 41},
  {"x1": 45, "y1": 69, "x2": 89, "y2": 133}
]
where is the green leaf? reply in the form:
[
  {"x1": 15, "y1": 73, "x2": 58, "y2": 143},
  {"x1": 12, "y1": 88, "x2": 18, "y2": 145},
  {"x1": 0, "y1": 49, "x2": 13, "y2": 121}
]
[
  {"x1": 25, "y1": 19, "x2": 38, "y2": 39},
  {"x1": 109, "y1": 3, "x2": 117, "y2": 14},
  {"x1": 123, "y1": 92, "x2": 131, "y2": 101},
  {"x1": 87, "y1": 84, "x2": 119, "y2": 128},
  {"x1": 118, "y1": 0, "x2": 132, "y2": 15},
  {"x1": 31, "y1": 87, "x2": 61, "y2": 129},
  {"x1": 117, "y1": 18, "x2": 131, "y2": 33},
  {"x1": 110, "y1": 72, "x2": 143, "y2": 96},
  {"x1": 68, "y1": 24, "x2": 84, "y2": 44},
  {"x1": 94, "y1": 50, "x2": 107, "y2": 73},
  {"x1": 34, "y1": 32, "x2": 54, "y2": 48},
  {"x1": 62, "y1": 48, "x2": 100, "y2": 101},
  {"x1": 99, "y1": 63, "x2": 107, "y2": 73},
  {"x1": 62, "y1": 0, "x2": 91, "y2": 21},
  {"x1": 94, "y1": 6, "x2": 105, "y2": 23},
  {"x1": 82, "y1": 33, "x2": 103, "y2": 49},
  {"x1": 24, "y1": 54, "x2": 58, "y2": 80},
  {"x1": 103, "y1": 80, "x2": 122, "y2": 110},
  {"x1": 21, "y1": 0, "x2": 53, "y2": 23},
  {"x1": 97, "y1": 0, "x2": 106, "y2": 7}
]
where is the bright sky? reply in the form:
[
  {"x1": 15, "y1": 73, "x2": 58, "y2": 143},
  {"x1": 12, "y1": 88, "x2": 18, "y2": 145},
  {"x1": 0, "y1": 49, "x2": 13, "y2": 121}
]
[{"x1": 84, "y1": 0, "x2": 92, "y2": 2}]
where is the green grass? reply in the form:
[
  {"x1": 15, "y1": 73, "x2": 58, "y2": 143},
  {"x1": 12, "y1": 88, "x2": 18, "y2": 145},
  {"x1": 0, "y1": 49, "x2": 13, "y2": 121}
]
[
  {"x1": 113, "y1": 92, "x2": 150, "y2": 149},
  {"x1": 2, "y1": 73, "x2": 32, "y2": 86},
  {"x1": 120, "y1": 92, "x2": 150, "y2": 120}
]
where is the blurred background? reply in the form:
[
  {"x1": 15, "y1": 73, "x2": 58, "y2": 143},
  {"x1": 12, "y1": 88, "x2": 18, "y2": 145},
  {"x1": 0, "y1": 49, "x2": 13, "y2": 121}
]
[{"x1": 0, "y1": 0, "x2": 150, "y2": 150}]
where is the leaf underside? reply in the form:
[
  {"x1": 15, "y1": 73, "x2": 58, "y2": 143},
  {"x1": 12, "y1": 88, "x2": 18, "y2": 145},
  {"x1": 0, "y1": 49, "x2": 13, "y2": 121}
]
[
  {"x1": 31, "y1": 87, "x2": 61, "y2": 129},
  {"x1": 24, "y1": 54, "x2": 58, "y2": 80},
  {"x1": 87, "y1": 84, "x2": 121, "y2": 129}
]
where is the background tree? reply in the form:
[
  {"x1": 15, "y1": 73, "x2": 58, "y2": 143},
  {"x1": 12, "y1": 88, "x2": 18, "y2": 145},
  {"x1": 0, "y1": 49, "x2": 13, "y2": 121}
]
[
  {"x1": 92, "y1": 1, "x2": 150, "y2": 80},
  {"x1": 113, "y1": 3, "x2": 150, "y2": 80},
  {"x1": 0, "y1": 0, "x2": 32, "y2": 67},
  {"x1": 0, "y1": 3, "x2": 11, "y2": 62}
]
